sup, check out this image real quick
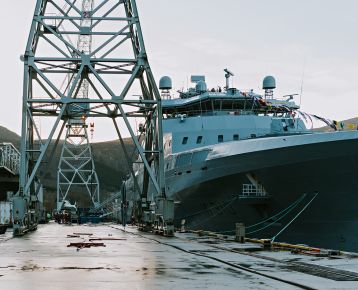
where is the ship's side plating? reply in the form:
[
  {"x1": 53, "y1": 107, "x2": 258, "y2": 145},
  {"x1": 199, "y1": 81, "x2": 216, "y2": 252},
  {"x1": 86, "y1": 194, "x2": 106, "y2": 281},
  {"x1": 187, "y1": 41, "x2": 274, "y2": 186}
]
[{"x1": 166, "y1": 130, "x2": 358, "y2": 250}]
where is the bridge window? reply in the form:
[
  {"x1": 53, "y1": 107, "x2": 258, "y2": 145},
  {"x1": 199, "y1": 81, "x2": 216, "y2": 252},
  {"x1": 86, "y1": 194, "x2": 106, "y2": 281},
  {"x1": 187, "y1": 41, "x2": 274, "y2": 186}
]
[
  {"x1": 214, "y1": 100, "x2": 221, "y2": 110},
  {"x1": 233, "y1": 134, "x2": 239, "y2": 141},
  {"x1": 218, "y1": 135, "x2": 224, "y2": 142},
  {"x1": 182, "y1": 137, "x2": 188, "y2": 144},
  {"x1": 196, "y1": 136, "x2": 203, "y2": 144}
]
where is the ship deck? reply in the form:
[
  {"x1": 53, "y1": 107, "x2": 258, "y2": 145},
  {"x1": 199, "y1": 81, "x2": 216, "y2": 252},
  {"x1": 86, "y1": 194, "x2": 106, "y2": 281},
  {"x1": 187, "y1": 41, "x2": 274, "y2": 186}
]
[{"x1": 1, "y1": 222, "x2": 358, "y2": 289}]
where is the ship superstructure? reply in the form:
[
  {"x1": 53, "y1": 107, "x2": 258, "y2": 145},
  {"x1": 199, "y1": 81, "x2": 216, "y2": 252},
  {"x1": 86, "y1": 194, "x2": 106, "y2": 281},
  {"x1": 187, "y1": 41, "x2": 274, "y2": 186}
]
[{"x1": 162, "y1": 75, "x2": 307, "y2": 155}]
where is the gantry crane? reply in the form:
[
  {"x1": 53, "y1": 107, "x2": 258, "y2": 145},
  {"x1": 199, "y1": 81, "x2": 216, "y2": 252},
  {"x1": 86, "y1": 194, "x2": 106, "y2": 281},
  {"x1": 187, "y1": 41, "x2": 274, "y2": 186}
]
[
  {"x1": 57, "y1": 0, "x2": 100, "y2": 211},
  {"x1": 15, "y1": 0, "x2": 172, "y2": 236}
]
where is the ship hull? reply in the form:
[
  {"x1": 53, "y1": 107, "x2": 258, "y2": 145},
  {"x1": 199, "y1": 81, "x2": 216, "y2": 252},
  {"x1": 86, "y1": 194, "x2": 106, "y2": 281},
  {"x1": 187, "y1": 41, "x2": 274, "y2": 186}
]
[{"x1": 166, "y1": 132, "x2": 358, "y2": 251}]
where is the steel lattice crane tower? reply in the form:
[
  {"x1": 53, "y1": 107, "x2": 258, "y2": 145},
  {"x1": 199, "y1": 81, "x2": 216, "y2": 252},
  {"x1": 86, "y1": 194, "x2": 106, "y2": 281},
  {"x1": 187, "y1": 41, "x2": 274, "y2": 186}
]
[
  {"x1": 56, "y1": 0, "x2": 100, "y2": 211},
  {"x1": 15, "y1": 0, "x2": 169, "y2": 235}
]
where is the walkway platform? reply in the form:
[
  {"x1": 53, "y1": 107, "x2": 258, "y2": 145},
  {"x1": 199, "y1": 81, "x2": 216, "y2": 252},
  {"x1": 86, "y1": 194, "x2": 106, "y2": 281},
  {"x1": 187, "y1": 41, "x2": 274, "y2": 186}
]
[{"x1": 1, "y1": 222, "x2": 358, "y2": 289}]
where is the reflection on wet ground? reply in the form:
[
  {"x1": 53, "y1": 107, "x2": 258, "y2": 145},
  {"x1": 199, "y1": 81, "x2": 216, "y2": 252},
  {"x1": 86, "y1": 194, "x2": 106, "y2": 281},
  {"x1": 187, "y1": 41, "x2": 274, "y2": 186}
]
[{"x1": 1, "y1": 222, "x2": 358, "y2": 289}]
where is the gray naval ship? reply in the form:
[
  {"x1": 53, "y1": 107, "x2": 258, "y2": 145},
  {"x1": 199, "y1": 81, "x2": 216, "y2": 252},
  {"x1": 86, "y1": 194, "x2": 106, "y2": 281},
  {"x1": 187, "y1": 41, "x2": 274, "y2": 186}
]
[{"x1": 128, "y1": 70, "x2": 358, "y2": 251}]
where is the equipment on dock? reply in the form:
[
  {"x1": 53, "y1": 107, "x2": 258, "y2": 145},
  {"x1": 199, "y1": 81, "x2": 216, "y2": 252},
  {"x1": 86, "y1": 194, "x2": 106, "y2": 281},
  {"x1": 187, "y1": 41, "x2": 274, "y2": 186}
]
[
  {"x1": 86, "y1": 182, "x2": 126, "y2": 223},
  {"x1": 0, "y1": 201, "x2": 12, "y2": 234},
  {"x1": 17, "y1": 0, "x2": 172, "y2": 236},
  {"x1": 54, "y1": 200, "x2": 78, "y2": 224}
]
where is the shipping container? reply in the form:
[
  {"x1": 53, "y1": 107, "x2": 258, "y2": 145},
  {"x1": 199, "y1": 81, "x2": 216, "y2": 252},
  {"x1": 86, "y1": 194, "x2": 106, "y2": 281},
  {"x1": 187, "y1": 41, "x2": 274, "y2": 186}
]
[{"x1": 0, "y1": 201, "x2": 12, "y2": 225}]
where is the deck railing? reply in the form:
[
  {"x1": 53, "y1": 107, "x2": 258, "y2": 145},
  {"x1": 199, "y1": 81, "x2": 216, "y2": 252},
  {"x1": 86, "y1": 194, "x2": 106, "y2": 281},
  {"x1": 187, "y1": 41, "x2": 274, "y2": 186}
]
[{"x1": 241, "y1": 184, "x2": 268, "y2": 198}]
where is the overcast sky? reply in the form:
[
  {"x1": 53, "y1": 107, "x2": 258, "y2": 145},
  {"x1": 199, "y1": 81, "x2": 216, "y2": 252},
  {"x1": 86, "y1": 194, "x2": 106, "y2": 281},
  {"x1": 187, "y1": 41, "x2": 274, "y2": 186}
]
[{"x1": 1, "y1": 0, "x2": 357, "y2": 141}]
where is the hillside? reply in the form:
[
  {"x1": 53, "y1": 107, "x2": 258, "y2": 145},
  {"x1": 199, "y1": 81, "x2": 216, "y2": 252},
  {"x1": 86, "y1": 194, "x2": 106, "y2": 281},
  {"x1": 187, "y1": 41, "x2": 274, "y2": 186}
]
[
  {"x1": 35, "y1": 138, "x2": 135, "y2": 191},
  {"x1": 315, "y1": 117, "x2": 358, "y2": 132},
  {"x1": 0, "y1": 126, "x2": 135, "y2": 208},
  {"x1": 0, "y1": 126, "x2": 21, "y2": 147}
]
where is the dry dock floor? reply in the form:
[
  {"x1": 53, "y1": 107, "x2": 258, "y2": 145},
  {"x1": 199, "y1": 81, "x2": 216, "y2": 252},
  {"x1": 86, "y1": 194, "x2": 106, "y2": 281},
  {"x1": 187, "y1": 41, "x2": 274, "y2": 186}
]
[{"x1": 1, "y1": 222, "x2": 358, "y2": 289}]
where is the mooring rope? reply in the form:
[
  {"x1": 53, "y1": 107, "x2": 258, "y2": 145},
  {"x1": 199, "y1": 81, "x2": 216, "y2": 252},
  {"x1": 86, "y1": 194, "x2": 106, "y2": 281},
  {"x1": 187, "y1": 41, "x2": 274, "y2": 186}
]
[
  {"x1": 271, "y1": 192, "x2": 319, "y2": 242},
  {"x1": 213, "y1": 193, "x2": 309, "y2": 235},
  {"x1": 245, "y1": 194, "x2": 309, "y2": 235},
  {"x1": 246, "y1": 193, "x2": 307, "y2": 229}
]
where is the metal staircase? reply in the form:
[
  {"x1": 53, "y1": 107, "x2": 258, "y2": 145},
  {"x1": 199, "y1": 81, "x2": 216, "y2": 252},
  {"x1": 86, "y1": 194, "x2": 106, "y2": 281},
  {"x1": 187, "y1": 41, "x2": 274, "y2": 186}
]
[{"x1": 0, "y1": 143, "x2": 20, "y2": 176}]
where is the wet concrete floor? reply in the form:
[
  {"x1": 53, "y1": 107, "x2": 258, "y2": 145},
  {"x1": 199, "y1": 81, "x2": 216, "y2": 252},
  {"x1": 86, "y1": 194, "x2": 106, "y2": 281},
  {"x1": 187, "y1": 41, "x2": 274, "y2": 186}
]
[{"x1": 1, "y1": 222, "x2": 358, "y2": 289}]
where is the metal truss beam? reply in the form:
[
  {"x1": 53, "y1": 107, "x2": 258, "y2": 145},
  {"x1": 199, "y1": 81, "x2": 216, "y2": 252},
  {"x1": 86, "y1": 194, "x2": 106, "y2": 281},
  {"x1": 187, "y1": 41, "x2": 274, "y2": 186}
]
[
  {"x1": 57, "y1": 120, "x2": 99, "y2": 210},
  {"x1": 56, "y1": 0, "x2": 100, "y2": 211}
]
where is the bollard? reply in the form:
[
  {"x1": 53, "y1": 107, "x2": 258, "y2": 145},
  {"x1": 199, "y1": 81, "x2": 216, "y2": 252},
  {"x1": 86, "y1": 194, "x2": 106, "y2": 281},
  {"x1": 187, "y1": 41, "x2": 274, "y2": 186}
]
[
  {"x1": 262, "y1": 239, "x2": 272, "y2": 249},
  {"x1": 235, "y1": 223, "x2": 245, "y2": 243}
]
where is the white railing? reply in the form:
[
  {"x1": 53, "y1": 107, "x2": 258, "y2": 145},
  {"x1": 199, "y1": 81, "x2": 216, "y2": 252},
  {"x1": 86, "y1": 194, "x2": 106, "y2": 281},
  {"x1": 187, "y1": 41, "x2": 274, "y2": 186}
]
[
  {"x1": 240, "y1": 184, "x2": 268, "y2": 198},
  {"x1": 0, "y1": 143, "x2": 20, "y2": 175}
]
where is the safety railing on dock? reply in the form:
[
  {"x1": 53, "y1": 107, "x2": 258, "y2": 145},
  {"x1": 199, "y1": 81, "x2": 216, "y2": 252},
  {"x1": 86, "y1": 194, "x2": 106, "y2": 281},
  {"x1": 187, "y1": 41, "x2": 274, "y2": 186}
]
[{"x1": 0, "y1": 143, "x2": 20, "y2": 175}]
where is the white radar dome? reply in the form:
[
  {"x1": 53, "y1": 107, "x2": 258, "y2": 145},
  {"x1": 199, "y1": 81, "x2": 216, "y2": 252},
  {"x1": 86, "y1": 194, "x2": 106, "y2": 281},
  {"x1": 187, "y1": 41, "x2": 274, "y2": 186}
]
[
  {"x1": 263, "y1": 76, "x2": 276, "y2": 90},
  {"x1": 159, "y1": 76, "x2": 172, "y2": 90},
  {"x1": 195, "y1": 81, "x2": 207, "y2": 93}
]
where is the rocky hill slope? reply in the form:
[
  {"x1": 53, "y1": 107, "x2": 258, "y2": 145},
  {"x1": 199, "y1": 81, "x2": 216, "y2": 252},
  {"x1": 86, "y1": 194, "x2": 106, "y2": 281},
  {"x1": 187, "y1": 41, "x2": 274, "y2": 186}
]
[{"x1": 0, "y1": 126, "x2": 135, "y2": 207}]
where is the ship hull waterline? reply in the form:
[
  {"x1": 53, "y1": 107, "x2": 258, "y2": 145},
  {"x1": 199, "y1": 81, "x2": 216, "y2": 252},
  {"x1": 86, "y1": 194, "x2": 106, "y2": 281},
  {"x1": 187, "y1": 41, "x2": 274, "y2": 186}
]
[{"x1": 166, "y1": 134, "x2": 358, "y2": 252}]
